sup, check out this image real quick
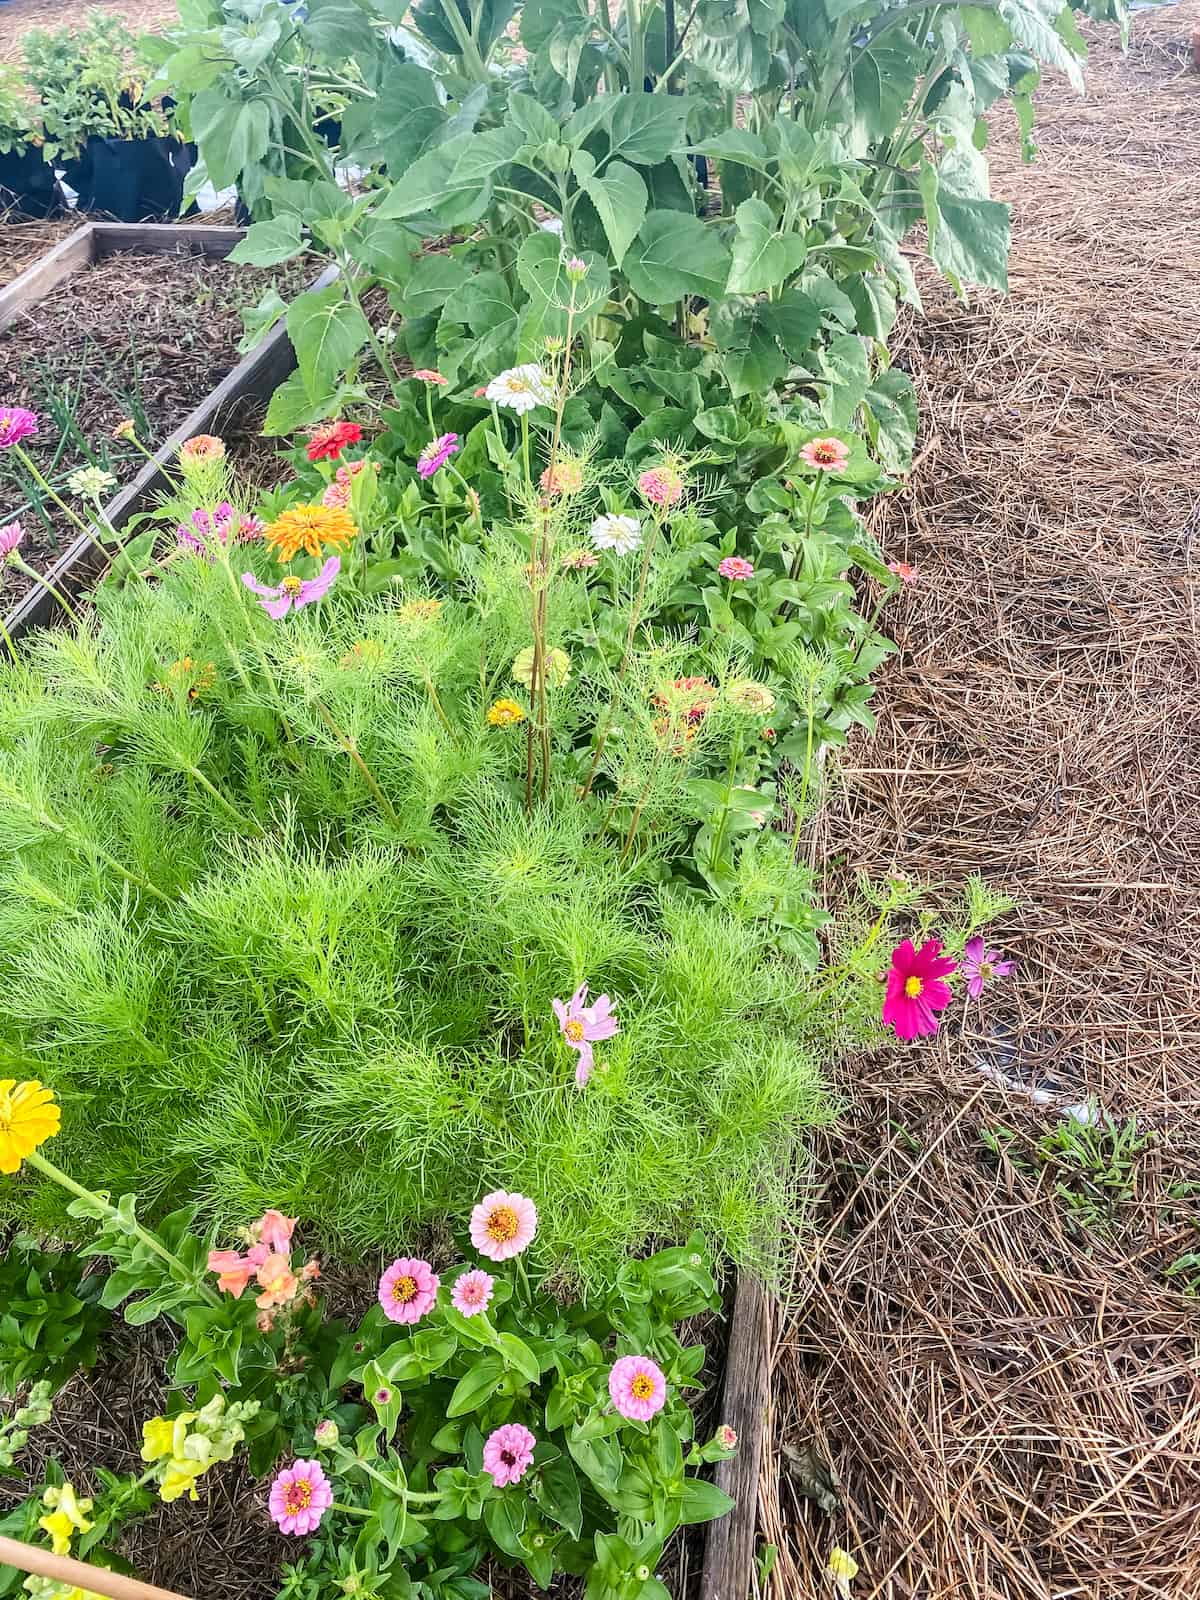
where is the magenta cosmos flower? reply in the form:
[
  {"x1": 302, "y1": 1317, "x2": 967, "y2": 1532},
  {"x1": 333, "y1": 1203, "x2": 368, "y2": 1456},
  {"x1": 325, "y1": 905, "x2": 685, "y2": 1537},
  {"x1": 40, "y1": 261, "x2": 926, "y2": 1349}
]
[
  {"x1": 0, "y1": 521, "x2": 24, "y2": 559},
  {"x1": 882, "y1": 937, "x2": 957, "y2": 1041},
  {"x1": 552, "y1": 983, "x2": 619, "y2": 1089},
  {"x1": 482, "y1": 1423, "x2": 536, "y2": 1487},
  {"x1": 269, "y1": 1459, "x2": 333, "y2": 1535},
  {"x1": 799, "y1": 436, "x2": 849, "y2": 472},
  {"x1": 417, "y1": 432, "x2": 460, "y2": 479},
  {"x1": 469, "y1": 1190, "x2": 537, "y2": 1261},
  {"x1": 0, "y1": 407, "x2": 38, "y2": 450},
  {"x1": 378, "y1": 1257, "x2": 440, "y2": 1324},
  {"x1": 609, "y1": 1355, "x2": 667, "y2": 1422},
  {"x1": 718, "y1": 556, "x2": 754, "y2": 581},
  {"x1": 451, "y1": 1268, "x2": 494, "y2": 1317},
  {"x1": 961, "y1": 936, "x2": 1014, "y2": 999},
  {"x1": 242, "y1": 557, "x2": 339, "y2": 618}
]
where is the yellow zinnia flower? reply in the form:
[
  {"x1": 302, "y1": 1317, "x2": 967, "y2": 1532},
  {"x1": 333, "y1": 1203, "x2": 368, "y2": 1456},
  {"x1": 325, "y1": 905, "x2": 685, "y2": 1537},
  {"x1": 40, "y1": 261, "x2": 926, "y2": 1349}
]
[
  {"x1": 264, "y1": 504, "x2": 357, "y2": 563},
  {"x1": 512, "y1": 647, "x2": 570, "y2": 690},
  {"x1": 487, "y1": 698, "x2": 526, "y2": 727},
  {"x1": 0, "y1": 1079, "x2": 61, "y2": 1174}
]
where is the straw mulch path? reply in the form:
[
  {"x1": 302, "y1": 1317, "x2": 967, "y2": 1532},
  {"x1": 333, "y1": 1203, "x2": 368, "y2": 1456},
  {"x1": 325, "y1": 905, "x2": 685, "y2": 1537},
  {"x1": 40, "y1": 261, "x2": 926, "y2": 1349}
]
[
  {"x1": 765, "y1": 7, "x2": 1200, "y2": 1599},
  {"x1": 0, "y1": 0, "x2": 180, "y2": 62}
]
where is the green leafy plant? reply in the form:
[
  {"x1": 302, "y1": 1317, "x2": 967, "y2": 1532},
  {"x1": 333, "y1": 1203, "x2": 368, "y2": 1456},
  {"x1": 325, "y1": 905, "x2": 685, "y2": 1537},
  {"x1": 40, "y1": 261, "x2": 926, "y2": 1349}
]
[
  {"x1": 0, "y1": 1237, "x2": 112, "y2": 1398},
  {"x1": 22, "y1": 10, "x2": 170, "y2": 163},
  {"x1": 980, "y1": 1112, "x2": 1150, "y2": 1234},
  {"x1": 0, "y1": 65, "x2": 42, "y2": 159}
]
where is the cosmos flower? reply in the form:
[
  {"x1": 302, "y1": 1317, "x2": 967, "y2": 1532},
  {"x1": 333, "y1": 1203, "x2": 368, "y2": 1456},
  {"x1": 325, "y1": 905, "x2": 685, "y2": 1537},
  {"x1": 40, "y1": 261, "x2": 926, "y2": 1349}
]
[
  {"x1": 469, "y1": 1190, "x2": 537, "y2": 1262},
  {"x1": 609, "y1": 1355, "x2": 667, "y2": 1422},
  {"x1": 960, "y1": 936, "x2": 1014, "y2": 999},
  {"x1": 881, "y1": 938, "x2": 957, "y2": 1040},
  {"x1": 242, "y1": 557, "x2": 340, "y2": 618},
  {"x1": 552, "y1": 982, "x2": 619, "y2": 1089}
]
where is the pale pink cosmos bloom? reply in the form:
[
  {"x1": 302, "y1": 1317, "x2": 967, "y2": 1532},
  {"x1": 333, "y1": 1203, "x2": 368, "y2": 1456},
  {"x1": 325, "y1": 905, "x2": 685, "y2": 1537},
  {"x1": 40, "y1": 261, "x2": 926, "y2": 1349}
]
[
  {"x1": 960, "y1": 935, "x2": 1014, "y2": 999},
  {"x1": 552, "y1": 982, "x2": 619, "y2": 1088},
  {"x1": 482, "y1": 1423, "x2": 536, "y2": 1487},
  {"x1": 887, "y1": 560, "x2": 916, "y2": 583},
  {"x1": 242, "y1": 556, "x2": 340, "y2": 618},
  {"x1": 0, "y1": 407, "x2": 38, "y2": 449},
  {"x1": 257, "y1": 1210, "x2": 296, "y2": 1253},
  {"x1": 378, "y1": 1257, "x2": 440, "y2": 1324},
  {"x1": 269, "y1": 1459, "x2": 333, "y2": 1535},
  {"x1": 0, "y1": 520, "x2": 24, "y2": 559},
  {"x1": 207, "y1": 1248, "x2": 255, "y2": 1298},
  {"x1": 451, "y1": 1268, "x2": 494, "y2": 1317},
  {"x1": 718, "y1": 556, "x2": 754, "y2": 581},
  {"x1": 417, "y1": 432, "x2": 460, "y2": 479},
  {"x1": 256, "y1": 1252, "x2": 300, "y2": 1310},
  {"x1": 469, "y1": 1190, "x2": 538, "y2": 1261},
  {"x1": 609, "y1": 1354, "x2": 667, "y2": 1421},
  {"x1": 799, "y1": 436, "x2": 849, "y2": 472}
]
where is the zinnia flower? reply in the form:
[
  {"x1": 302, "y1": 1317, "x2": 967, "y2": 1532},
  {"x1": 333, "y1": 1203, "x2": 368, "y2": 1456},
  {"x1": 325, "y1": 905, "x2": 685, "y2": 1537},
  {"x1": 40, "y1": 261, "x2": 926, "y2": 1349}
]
[
  {"x1": 66, "y1": 465, "x2": 116, "y2": 499},
  {"x1": 487, "y1": 698, "x2": 525, "y2": 727},
  {"x1": 552, "y1": 982, "x2": 619, "y2": 1089},
  {"x1": 882, "y1": 938, "x2": 957, "y2": 1040},
  {"x1": 398, "y1": 597, "x2": 442, "y2": 624},
  {"x1": 637, "y1": 465, "x2": 685, "y2": 509},
  {"x1": 589, "y1": 513, "x2": 641, "y2": 555},
  {"x1": 207, "y1": 1248, "x2": 256, "y2": 1298},
  {"x1": 541, "y1": 457, "x2": 584, "y2": 497},
  {"x1": 960, "y1": 936, "x2": 1014, "y2": 999},
  {"x1": 269, "y1": 1459, "x2": 333, "y2": 1536},
  {"x1": 717, "y1": 1424, "x2": 737, "y2": 1450},
  {"x1": 609, "y1": 1355, "x2": 667, "y2": 1421},
  {"x1": 0, "y1": 1079, "x2": 61, "y2": 1174},
  {"x1": 539, "y1": 216, "x2": 564, "y2": 235},
  {"x1": 264, "y1": 504, "x2": 356, "y2": 563},
  {"x1": 306, "y1": 420, "x2": 363, "y2": 462},
  {"x1": 887, "y1": 560, "x2": 916, "y2": 583},
  {"x1": 242, "y1": 557, "x2": 340, "y2": 618},
  {"x1": 412, "y1": 369, "x2": 447, "y2": 385},
  {"x1": 0, "y1": 521, "x2": 24, "y2": 560},
  {"x1": 654, "y1": 676, "x2": 717, "y2": 726},
  {"x1": 417, "y1": 432, "x2": 460, "y2": 479},
  {"x1": 561, "y1": 548, "x2": 599, "y2": 571},
  {"x1": 313, "y1": 1420, "x2": 339, "y2": 1448},
  {"x1": 112, "y1": 418, "x2": 137, "y2": 441},
  {"x1": 322, "y1": 459, "x2": 378, "y2": 510},
  {"x1": 718, "y1": 556, "x2": 754, "y2": 581},
  {"x1": 469, "y1": 1190, "x2": 537, "y2": 1261},
  {"x1": 512, "y1": 646, "x2": 570, "y2": 689},
  {"x1": 178, "y1": 434, "x2": 225, "y2": 465},
  {"x1": 378, "y1": 1257, "x2": 440, "y2": 1324},
  {"x1": 486, "y1": 365, "x2": 553, "y2": 414},
  {"x1": 727, "y1": 680, "x2": 776, "y2": 716},
  {"x1": 451, "y1": 1268, "x2": 494, "y2": 1317},
  {"x1": 0, "y1": 406, "x2": 38, "y2": 449},
  {"x1": 799, "y1": 436, "x2": 849, "y2": 472},
  {"x1": 482, "y1": 1423, "x2": 536, "y2": 1487}
]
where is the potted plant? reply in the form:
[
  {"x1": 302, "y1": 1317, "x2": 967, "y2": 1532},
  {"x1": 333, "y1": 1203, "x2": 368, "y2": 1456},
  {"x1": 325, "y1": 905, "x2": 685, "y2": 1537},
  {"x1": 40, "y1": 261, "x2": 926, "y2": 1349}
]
[{"x1": 0, "y1": 64, "x2": 61, "y2": 219}]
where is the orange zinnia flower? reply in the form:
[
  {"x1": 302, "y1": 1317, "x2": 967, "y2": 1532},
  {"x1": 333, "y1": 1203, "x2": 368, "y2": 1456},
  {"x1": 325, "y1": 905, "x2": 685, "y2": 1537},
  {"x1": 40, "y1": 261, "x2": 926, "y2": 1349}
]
[
  {"x1": 264, "y1": 504, "x2": 357, "y2": 563},
  {"x1": 179, "y1": 434, "x2": 226, "y2": 465}
]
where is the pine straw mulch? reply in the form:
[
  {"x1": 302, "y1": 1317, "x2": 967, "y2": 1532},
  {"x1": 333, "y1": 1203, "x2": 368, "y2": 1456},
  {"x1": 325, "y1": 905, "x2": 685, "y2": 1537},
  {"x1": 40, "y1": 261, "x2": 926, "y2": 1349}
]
[
  {"x1": 0, "y1": 0, "x2": 181, "y2": 63},
  {"x1": 762, "y1": 6, "x2": 1200, "y2": 1600}
]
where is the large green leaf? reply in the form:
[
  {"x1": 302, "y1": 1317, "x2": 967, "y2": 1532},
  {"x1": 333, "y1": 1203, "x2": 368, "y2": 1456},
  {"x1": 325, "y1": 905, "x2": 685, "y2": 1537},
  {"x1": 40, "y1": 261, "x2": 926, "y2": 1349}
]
[
  {"x1": 624, "y1": 211, "x2": 731, "y2": 304},
  {"x1": 227, "y1": 216, "x2": 305, "y2": 268},
  {"x1": 516, "y1": 232, "x2": 610, "y2": 322},
  {"x1": 374, "y1": 130, "x2": 516, "y2": 224},
  {"x1": 287, "y1": 285, "x2": 370, "y2": 399},
  {"x1": 565, "y1": 92, "x2": 690, "y2": 166},
  {"x1": 190, "y1": 88, "x2": 271, "y2": 190},
  {"x1": 441, "y1": 270, "x2": 516, "y2": 333},
  {"x1": 339, "y1": 63, "x2": 441, "y2": 167},
  {"x1": 998, "y1": 0, "x2": 1085, "y2": 91},
  {"x1": 401, "y1": 254, "x2": 471, "y2": 317},
  {"x1": 572, "y1": 150, "x2": 647, "y2": 267},
  {"x1": 302, "y1": 0, "x2": 380, "y2": 58},
  {"x1": 863, "y1": 368, "x2": 918, "y2": 471},
  {"x1": 262, "y1": 368, "x2": 335, "y2": 435},
  {"x1": 819, "y1": 332, "x2": 870, "y2": 428},
  {"x1": 757, "y1": 288, "x2": 822, "y2": 358},
  {"x1": 508, "y1": 90, "x2": 560, "y2": 145},
  {"x1": 727, "y1": 197, "x2": 807, "y2": 295}
]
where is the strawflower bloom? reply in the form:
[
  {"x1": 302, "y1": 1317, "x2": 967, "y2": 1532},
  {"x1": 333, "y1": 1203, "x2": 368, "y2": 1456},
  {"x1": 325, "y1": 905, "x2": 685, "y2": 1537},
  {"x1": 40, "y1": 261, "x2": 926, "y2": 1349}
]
[
  {"x1": 178, "y1": 434, "x2": 225, "y2": 465},
  {"x1": 609, "y1": 1355, "x2": 667, "y2": 1422},
  {"x1": 269, "y1": 1459, "x2": 333, "y2": 1536},
  {"x1": 378, "y1": 1257, "x2": 440, "y2": 1324},
  {"x1": 0, "y1": 406, "x2": 38, "y2": 449},
  {"x1": 0, "y1": 1079, "x2": 60, "y2": 1174},
  {"x1": 727, "y1": 680, "x2": 776, "y2": 716},
  {"x1": 887, "y1": 560, "x2": 916, "y2": 583},
  {"x1": 541, "y1": 457, "x2": 584, "y2": 497},
  {"x1": 487, "y1": 698, "x2": 525, "y2": 727},
  {"x1": 637, "y1": 464, "x2": 685, "y2": 509},
  {"x1": 589, "y1": 513, "x2": 641, "y2": 555},
  {"x1": 799, "y1": 436, "x2": 849, "y2": 472},
  {"x1": 483, "y1": 1423, "x2": 536, "y2": 1488},
  {"x1": 718, "y1": 556, "x2": 755, "y2": 581},
  {"x1": 486, "y1": 364, "x2": 553, "y2": 414},
  {"x1": 470, "y1": 1190, "x2": 538, "y2": 1261},
  {"x1": 961, "y1": 935, "x2": 1014, "y2": 999},
  {"x1": 0, "y1": 520, "x2": 23, "y2": 560},
  {"x1": 417, "y1": 431, "x2": 460, "y2": 479},
  {"x1": 552, "y1": 982, "x2": 619, "y2": 1089},
  {"x1": 243, "y1": 557, "x2": 340, "y2": 618},
  {"x1": 66, "y1": 465, "x2": 116, "y2": 499},
  {"x1": 882, "y1": 938, "x2": 957, "y2": 1041},
  {"x1": 306, "y1": 420, "x2": 363, "y2": 462},
  {"x1": 451, "y1": 1268, "x2": 494, "y2": 1317},
  {"x1": 562, "y1": 547, "x2": 599, "y2": 571},
  {"x1": 265, "y1": 504, "x2": 356, "y2": 563},
  {"x1": 412, "y1": 369, "x2": 448, "y2": 386},
  {"x1": 512, "y1": 646, "x2": 570, "y2": 689}
]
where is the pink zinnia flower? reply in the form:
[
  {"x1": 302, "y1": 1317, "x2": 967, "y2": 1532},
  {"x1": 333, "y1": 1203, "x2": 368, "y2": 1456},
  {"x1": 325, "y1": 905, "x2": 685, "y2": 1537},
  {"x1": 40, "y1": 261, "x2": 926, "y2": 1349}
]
[
  {"x1": 269, "y1": 1459, "x2": 333, "y2": 1535},
  {"x1": 960, "y1": 936, "x2": 1014, "y2": 999},
  {"x1": 0, "y1": 407, "x2": 38, "y2": 449},
  {"x1": 482, "y1": 1423, "x2": 536, "y2": 1487},
  {"x1": 718, "y1": 556, "x2": 754, "y2": 581},
  {"x1": 417, "y1": 432, "x2": 460, "y2": 479},
  {"x1": 799, "y1": 436, "x2": 849, "y2": 472},
  {"x1": 609, "y1": 1355, "x2": 667, "y2": 1421},
  {"x1": 242, "y1": 557, "x2": 339, "y2": 618},
  {"x1": 412, "y1": 369, "x2": 448, "y2": 386},
  {"x1": 207, "y1": 1248, "x2": 255, "y2": 1298},
  {"x1": 882, "y1": 937, "x2": 957, "y2": 1040},
  {"x1": 551, "y1": 983, "x2": 619, "y2": 1089},
  {"x1": 887, "y1": 560, "x2": 916, "y2": 583},
  {"x1": 451, "y1": 1268, "x2": 494, "y2": 1317},
  {"x1": 469, "y1": 1190, "x2": 538, "y2": 1261},
  {"x1": 256, "y1": 1210, "x2": 296, "y2": 1253},
  {"x1": 561, "y1": 548, "x2": 599, "y2": 571},
  {"x1": 238, "y1": 515, "x2": 265, "y2": 542},
  {"x1": 0, "y1": 520, "x2": 24, "y2": 559},
  {"x1": 717, "y1": 1424, "x2": 737, "y2": 1450},
  {"x1": 637, "y1": 465, "x2": 684, "y2": 508},
  {"x1": 378, "y1": 1257, "x2": 440, "y2": 1323}
]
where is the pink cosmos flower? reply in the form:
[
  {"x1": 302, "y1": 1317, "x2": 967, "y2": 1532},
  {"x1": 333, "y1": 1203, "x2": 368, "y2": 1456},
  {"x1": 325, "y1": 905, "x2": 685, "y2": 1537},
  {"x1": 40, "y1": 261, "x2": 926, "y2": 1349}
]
[
  {"x1": 257, "y1": 1210, "x2": 296, "y2": 1253},
  {"x1": 0, "y1": 521, "x2": 24, "y2": 559},
  {"x1": 887, "y1": 560, "x2": 916, "y2": 583},
  {"x1": 176, "y1": 502, "x2": 238, "y2": 554},
  {"x1": 718, "y1": 556, "x2": 754, "y2": 581},
  {"x1": 417, "y1": 432, "x2": 460, "y2": 480},
  {"x1": 482, "y1": 1423, "x2": 536, "y2": 1487},
  {"x1": 378, "y1": 1257, "x2": 440, "y2": 1324},
  {"x1": 269, "y1": 1459, "x2": 333, "y2": 1536},
  {"x1": 412, "y1": 369, "x2": 448, "y2": 386},
  {"x1": 609, "y1": 1355, "x2": 667, "y2": 1421},
  {"x1": 552, "y1": 983, "x2": 619, "y2": 1089},
  {"x1": 469, "y1": 1190, "x2": 538, "y2": 1261},
  {"x1": 0, "y1": 407, "x2": 38, "y2": 450},
  {"x1": 882, "y1": 937, "x2": 957, "y2": 1040},
  {"x1": 960, "y1": 936, "x2": 1014, "y2": 999},
  {"x1": 451, "y1": 1268, "x2": 494, "y2": 1317},
  {"x1": 242, "y1": 557, "x2": 339, "y2": 618},
  {"x1": 637, "y1": 465, "x2": 685, "y2": 508},
  {"x1": 799, "y1": 436, "x2": 849, "y2": 472},
  {"x1": 207, "y1": 1248, "x2": 255, "y2": 1298}
]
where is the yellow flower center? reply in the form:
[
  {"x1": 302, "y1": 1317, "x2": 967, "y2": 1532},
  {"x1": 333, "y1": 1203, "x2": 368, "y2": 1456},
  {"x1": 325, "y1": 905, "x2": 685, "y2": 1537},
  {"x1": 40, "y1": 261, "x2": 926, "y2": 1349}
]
[
  {"x1": 631, "y1": 1374, "x2": 655, "y2": 1400},
  {"x1": 564, "y1": 1019, "x2": 585, "y2": 1043},
  {"x1": 508, "y1": 378, "x2": 528, "y2": 392},
  {"x1": 904, "y1": 975, "x2": 924, "y2": 998},
  {"x1": 285, "y1": 1479, "x2": 313, "y2": 1512},
  {"x1": 487, "y1": 1205, "x2": 519, "y2": 1243},
  {"x1": 391, "y1": 1275, "x2": 417, "y2": 1303},
  {"x1": 281, "y1": 577, "x2": 303, "y2": 597}
]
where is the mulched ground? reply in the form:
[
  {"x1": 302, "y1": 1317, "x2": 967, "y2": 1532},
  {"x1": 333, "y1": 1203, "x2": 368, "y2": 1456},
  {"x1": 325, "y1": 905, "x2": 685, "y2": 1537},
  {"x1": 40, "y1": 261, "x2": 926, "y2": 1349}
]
[
  {"x1": 0, "y1": 0, "x2": 180, "y2": 63},
  {"x1": 764, "y1": 6, "x2": 1200, "y2": 1599}
]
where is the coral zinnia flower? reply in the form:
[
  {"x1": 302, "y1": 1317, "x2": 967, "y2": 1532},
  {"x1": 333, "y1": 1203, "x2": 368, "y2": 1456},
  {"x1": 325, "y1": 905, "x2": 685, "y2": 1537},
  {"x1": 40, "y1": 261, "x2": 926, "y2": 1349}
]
[
  {"x1": 269, "y1": 1459, "x2": 333, "y2": 1535},
  {"x1": 552, "y1": 982, "x2": 619, "y2": 1089},
  {"x1": 451, "y1": 1268, "x2": 494, "y2": 1316},
  {"x1": 561, "y1": 548, "x2": 599, "y2": 571},
  {"x1": 470, "y1": 1190, "x2": 537, "y2": 1261},
  {"x1": 242, "y1": 557, "x2": 340, "y2": 618},
  {"x1": 0, "y1": 1079, "x2": 61, "y2": 1174},
  {"x1": 398, "y1": 597, "x2": 442, "y2": 624},
  {"x1": 412, "y1": 369, "x2": 448, "y2": 386},
  {"x1": 265, "y1": 504, "x2": 356, "y2": 563},
  {"x1": 609, "y1": 1355, "x2": 667, "y2": 1421},
  {"x1": 727, "y1": 680, "x2": 776, "y2": 716},
  {"x1": 483, "y1": 1422, "x2": 536, "y2": 1487},
  {"x1": 960, "y1": 936, "x2": 1014, "y2": 999},
  {"x1": 718, "y1": 556, "x2": 754, "y2": 581},
  {"x1": 638, "y1": 464, "x2": 685, "y2": 509},
  {"x1": 0, "y1": 406, "x2": 38, "y2": 449},
  {"x1": 178, "y1": 434, "x2": 225, "y2": 465},
  {"x1": 378, "y1": 1257, "x2": 440, "y2": 1323},
  {"x1": 541, "y1": 458, "x2": 584, "y2": 497},
  {"x1": 882, "y1": 938, "x2": 957, "y2": 1040},
  {"x1": 487, "y1": 698, "x2": 525, "y2": 727},
  {"x1": 653, "y1": 676, "x2": 717, "y2": 726},
  {"x1": 887, "y1": 560, "x2": 916, "y2": 583},
  {"x1": 417, "y1": 432, "x2": 460, "y2": 479},
  {"x1": 306, "y1": 420, "x2": 363, "y2": 462},
  {"x1": 799, "y1": 435, "x2": 849, "y2": 472}
]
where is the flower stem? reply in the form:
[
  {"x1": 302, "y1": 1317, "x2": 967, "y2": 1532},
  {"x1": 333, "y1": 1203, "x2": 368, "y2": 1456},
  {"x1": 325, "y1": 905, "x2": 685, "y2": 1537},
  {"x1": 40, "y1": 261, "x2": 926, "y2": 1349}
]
[
  {"x1": 10, "y1": 555, "x2": 82, "y2": 625},
  {"x1": 313, "y1": 699, "x2": 402, "y2": 829}
]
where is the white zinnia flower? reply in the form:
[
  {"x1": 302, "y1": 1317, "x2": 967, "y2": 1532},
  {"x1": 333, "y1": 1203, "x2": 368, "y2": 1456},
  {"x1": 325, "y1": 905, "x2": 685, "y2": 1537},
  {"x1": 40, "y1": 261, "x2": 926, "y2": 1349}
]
[
  {"x1": 485, "y1": 364, "x2": 554, "y2": 414},
  {"x1": 539, "y1": 217, "x2": 564, "y2": 235},
  {"x1": 589, "y1": 514, "x2": 642, "y2": 556},
  {"x1": 67, "y1": 465, "x2": 117, "y2": 499}
]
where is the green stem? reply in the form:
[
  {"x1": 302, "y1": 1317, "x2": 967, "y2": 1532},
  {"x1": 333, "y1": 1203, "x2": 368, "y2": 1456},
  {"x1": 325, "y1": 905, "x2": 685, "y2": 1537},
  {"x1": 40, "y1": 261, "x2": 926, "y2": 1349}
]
[
  {"x1": 185, "y1": 763, "x2": 264, "y2": 836},
  {"x1": 8, "y1": 555, "x2": 81, "y2": 625},
  {"x1": 13, "y1": 445, "x2": 119, "y2": 566},
  {"x1": 313, "y1": 699, "x2": 402, "y2": 829}
]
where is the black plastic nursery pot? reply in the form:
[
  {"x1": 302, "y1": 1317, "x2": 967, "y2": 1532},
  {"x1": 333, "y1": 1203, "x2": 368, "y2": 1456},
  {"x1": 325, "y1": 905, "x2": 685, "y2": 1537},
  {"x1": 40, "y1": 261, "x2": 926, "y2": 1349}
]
[
  {"x1": 0, "y1": 145, "x2": 63, "y2": 220},
  {"x1": 61, "y1": 133, "x2": 191, "y2": 223}
]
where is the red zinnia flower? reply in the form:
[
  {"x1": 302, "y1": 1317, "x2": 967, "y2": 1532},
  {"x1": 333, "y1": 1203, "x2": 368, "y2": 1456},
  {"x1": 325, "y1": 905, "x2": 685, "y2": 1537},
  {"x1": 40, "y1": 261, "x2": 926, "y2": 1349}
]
[
  {"x1": 882, "y1": 938, "x2": 956, "y2": 1040},
  {"x1": 306, "y1": 421, "x2": 363, "y2": 462}
]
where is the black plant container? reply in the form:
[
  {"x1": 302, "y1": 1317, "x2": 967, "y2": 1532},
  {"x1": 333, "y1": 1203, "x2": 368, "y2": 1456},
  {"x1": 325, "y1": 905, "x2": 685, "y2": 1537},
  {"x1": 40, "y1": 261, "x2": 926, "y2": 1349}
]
[
  {"x1": 62, "y1": 133, "x2": 192, "y2": 222},
  {"x1": 0, "y1": 146, "x2": 64, "y2": 219}
]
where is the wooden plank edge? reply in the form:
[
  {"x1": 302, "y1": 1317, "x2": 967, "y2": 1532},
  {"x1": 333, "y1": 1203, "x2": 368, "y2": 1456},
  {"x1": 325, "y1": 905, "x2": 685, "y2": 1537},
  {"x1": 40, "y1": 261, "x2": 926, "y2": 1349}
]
[
  {"x1": 0, "y1": 222, "x2": 96, "y2": 334},
  {"x1": 93, "y1": 223, "x2": 252, "y2": 261}
]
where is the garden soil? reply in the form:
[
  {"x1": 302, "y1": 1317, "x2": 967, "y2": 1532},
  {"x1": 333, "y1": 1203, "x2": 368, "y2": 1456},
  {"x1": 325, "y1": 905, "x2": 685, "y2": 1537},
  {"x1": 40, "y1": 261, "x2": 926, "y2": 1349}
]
[
  {"x1": 0, "y1": 0, "x2": 180, "y2": 63},
  {"x1": 765, "y1": 6, "x2": 1200, "y2": 1599}
]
